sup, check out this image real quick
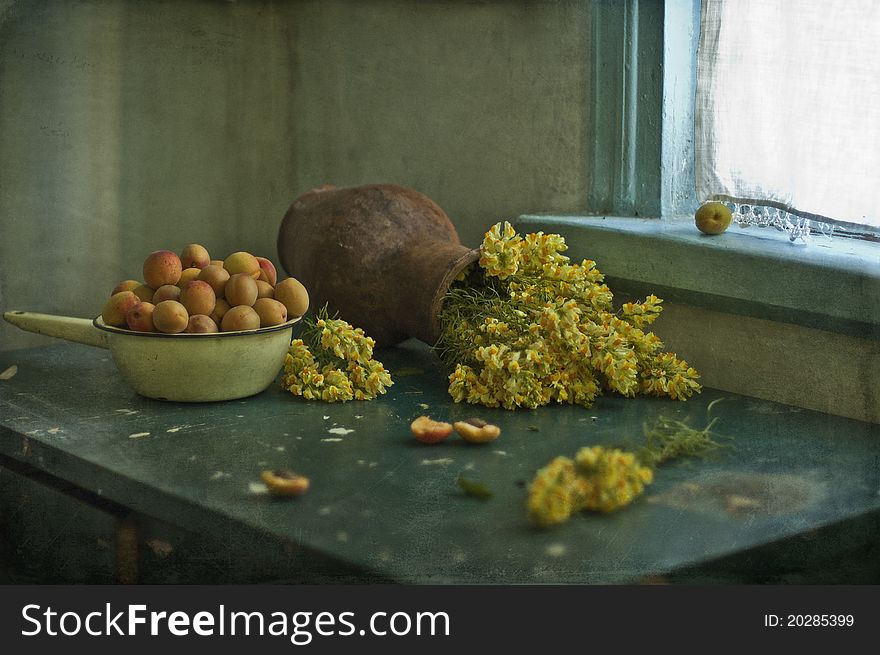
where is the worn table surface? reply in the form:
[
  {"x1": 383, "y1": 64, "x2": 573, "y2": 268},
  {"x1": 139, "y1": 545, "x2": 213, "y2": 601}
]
[{"x1": 1, "y1": 340, "x2": 878, "y2": 583}]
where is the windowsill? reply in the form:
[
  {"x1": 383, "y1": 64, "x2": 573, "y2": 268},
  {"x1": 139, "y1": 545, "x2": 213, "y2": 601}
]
[{"x1": 516, "y1": 215, "x2": 880, "y2": 341}]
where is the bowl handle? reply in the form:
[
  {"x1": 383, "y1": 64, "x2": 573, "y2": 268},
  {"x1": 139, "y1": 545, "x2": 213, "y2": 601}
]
[{"x1": 4, "y1": 311, "x2": 109, "y2": 349}]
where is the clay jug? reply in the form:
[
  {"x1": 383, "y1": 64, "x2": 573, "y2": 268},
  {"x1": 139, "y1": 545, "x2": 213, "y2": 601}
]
[{"x1": 277, "y1": 184, "x2": 479, "y2": 347}]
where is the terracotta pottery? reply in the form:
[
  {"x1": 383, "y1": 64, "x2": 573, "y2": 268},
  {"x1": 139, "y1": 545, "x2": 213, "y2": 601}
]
[{"x1": 277, "y1": 184, "x2": 479, "y2": 346}]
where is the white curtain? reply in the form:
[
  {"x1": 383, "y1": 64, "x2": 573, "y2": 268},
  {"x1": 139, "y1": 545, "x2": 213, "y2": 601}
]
[{"x1": 695, "y1": 0, "x2": 880, "y2": 229}]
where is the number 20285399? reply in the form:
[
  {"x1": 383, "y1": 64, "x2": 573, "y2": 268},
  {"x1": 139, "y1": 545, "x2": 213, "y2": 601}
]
[{"x1": 764, "y1": 614, "x2": 854, "y2": 628}]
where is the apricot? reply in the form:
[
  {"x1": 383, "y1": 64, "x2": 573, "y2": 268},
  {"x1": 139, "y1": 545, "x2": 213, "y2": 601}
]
[
  {"x1": 152, "y1": 300, "x2": 189, "y2": 334},
  {"x1": 133, "y1": 284, "x2": 155, "y2": 303},
  {"x1": 209, "y1": 298, "x2": 231, "y2": 325},
  {"x1": 210, "y1": 259, "x2": 225, "y2": 268},
  {"x1": 179, "y1": 280, "x2": 216, "y2": 317},
  {"x1": 411, "y1": 416, "x2": 453, "y2": 444},
  {"x1": 177, "y1": 267, "x2": 202, "y2": 287},
  {"x1": 152, "y1": 284, "x2": 181, "y2": 305},
  {"x1": 143, "y1": 250, "x2": 182, "y2": 288},
  {"x1": 274, "y1": 277, "x2": 309, "y2": 318},
  {"x1": 255, "y1": 280, "x2": 275, "y2": 300},
  {"x1": 102, "y1": 291, "x2": 140, "y2": 327},
  {"x1": 125, "y1": 302, "x2": 156, "y2": 332},
  {"x1": 111, "y1": 280, "x2": 141, "y2": 296},
  {"x1": 186, "y1": 314, "x2": 219, "y2": 333},
  {"x1": 225, "y1": 273, "x2": 258, "y2": 307},
  {"x1": 261, "y1": 469, "x2": 309, "y2": 497},
  {"x1": 695, "y1": 202, "x2": 732, "y2": 235},
  {"x1": 255, "y1": 256, "x2": 277, "y2": 285},
  {"x1": 223, "y1": 251, "x2": 260, "y2": 279},
  {"x1": 221, "y1": 305, "x2": 260, "y2": 332},
  {"x1": 253, "y1": 298, "x2": 288, "y2": 327},
  {"x1": 180, "y1": 243, "x2": 211, "y2": 269},
  {"x1": 453, "y1": 419, "x2": 501, "y2": 443},
  {"x1": 197, "y1": 264, "x2": 230, "y2": 298}
]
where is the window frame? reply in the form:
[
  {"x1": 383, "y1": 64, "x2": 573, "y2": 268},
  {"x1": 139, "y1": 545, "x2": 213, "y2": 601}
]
[
  {"x1": 589, "y1": 0, "x2": 879, "y2": 243},
  {"x1": 588, "y1": 0, "x2": 700, "y2": 220}
]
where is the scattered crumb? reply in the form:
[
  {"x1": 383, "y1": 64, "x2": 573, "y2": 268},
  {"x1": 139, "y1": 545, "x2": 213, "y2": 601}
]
[
  {"x1": 166, "y1": 426, "x2": 189, "y2": 433},
  {"x1": 128, "y1": 432, "x2": 150, "y2": 439},
  {"x1": 236, "y1": 415, "x2": 244, "y2": 418},
  {"x1": 321, "y1": 437, "x2": 343, "y2": 442},
  {"x1": 545, "y1": 543, "x2": 567, "y2": 558},
  {"x1": 336, "y1": 531, "x2": 349, "y2": 543},
  {"x1": 323, "y1": 415, "x2": 330, "y2": 420},
  {"x1": 368, "y1": 462, "x2": 378, "y2": 468},
  {"x1": 147, "y1": 539, "x2": 173, "y2": 558},
  {"x1": 275, "y1": 446, "x2": 286, "y2": 452},
  {"x1": 725, "y1": 494, "x2": 762, "y2": 515},
  {"x1": 419, "y1": 403, "x2": 430, "y2": 409},
  {"x1": 318, "y1": 506, "x2": 333, "y2": 516},
  {"x1": 357, "y1": 459, "x2": 366, "y2": 466},
  {"x1": 209, "y1": 471, "x2": 231, "y2": 481},
  {"x1": 355, "y1": 415, "x2": 363, "y2": 419},
  {"x1": 115, "y1": 409, "x2": 139, "y2": 415},
  {"x1": 420, "y1": 458, "x2": 454, "y2": 466},
  {"x1": 46, "y1": 428, "x2": 62, "y2": 435},
  {"x1": 248, "y1": 481, "x2": 269, "y2": 495},
  {"x1": 328, "y1": 427, "x2": 354, "y2": 435},
  {"x1": 0, "y1": 365, "x2": 18, "y2": 380},
  {"x1": 463, "y1": 462, "x2": 476, "y2": 471},
  {"x1": 493, "y1": 450, "x2": 509, "y2": 456}
]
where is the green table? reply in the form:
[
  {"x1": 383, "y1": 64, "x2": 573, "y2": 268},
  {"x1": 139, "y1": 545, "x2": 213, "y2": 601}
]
[{"x1": 1, "y1": 341, "x2": 878, "y2": 584}]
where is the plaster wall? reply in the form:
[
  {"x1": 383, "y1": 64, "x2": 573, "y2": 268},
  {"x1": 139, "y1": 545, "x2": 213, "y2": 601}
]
[{"x1": 0, "y1": 0, "x2": 591, "y2": 350}]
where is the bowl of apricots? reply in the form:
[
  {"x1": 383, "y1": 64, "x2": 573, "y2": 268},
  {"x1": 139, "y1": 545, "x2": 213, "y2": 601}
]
[{"x1": 4, "y1": 244, "x2": 309, "y2": 402}]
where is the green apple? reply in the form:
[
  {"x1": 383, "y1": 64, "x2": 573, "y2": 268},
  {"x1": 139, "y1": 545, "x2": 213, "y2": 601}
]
[{"x1": 695, "y1": 202, "x2": 732, "y2": 235}]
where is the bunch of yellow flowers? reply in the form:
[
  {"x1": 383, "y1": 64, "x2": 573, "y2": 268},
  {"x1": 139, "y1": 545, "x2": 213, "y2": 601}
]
[
  {"x1": 526, "y1": 414, "x2": 724, "y2": 527},
  {"x1": 281, "y1": 309, "x2": 393, "y2": 402},
  {"x1": 527, "y1": 446, "x2": 654, "y2": 527},
  {"x1": 438, "y1": 222, "x2": 701, "y2": 409}
]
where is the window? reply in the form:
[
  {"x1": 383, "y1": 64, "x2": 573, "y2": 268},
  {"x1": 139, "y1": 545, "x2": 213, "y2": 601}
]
[{"x1": 695, "y1": 0, "x2": 880, "y2": 241}]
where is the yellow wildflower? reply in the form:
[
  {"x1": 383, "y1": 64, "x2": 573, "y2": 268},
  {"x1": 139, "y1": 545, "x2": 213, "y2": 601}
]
[
  {"x1": 526, "y1": 457, "x2": 578, "y2": 527},
  {"x1": 573, "y1": 446, "x2": 653, "y2": 513},
  {"x1": 437, "y1": 222, "x2": 701, "y2": 409},
  {"x1": 281, "y1": 308, "x2": 392, "y2": 402}
]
